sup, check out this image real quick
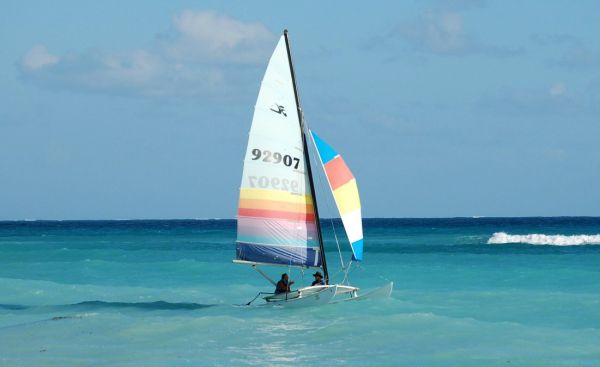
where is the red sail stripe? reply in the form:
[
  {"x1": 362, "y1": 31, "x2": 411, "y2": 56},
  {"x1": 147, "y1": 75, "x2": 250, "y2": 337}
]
[
  {"x1": 238, "y1": 208, "x2": 315, "y2": 222},
  {"x1": 324, "y1": 156, "x2": 354, "y2": 190}
]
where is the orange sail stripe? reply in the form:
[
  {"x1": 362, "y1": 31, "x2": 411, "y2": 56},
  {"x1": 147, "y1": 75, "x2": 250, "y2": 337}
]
[
  {"x1": 324, "y1": 156, "x2": 354, "y2": 190},
  {"x1": 238, "y1": 208, "x2": 315, "y2": 222},
  {"x1": 239, "y1": 198, "x2": 313, "y2": 214}
]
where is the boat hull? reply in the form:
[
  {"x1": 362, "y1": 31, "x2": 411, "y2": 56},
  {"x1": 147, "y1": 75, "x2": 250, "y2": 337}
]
[
  {"x1": 264, "y1": 285, "x2": 338, "y2": 307},
  {"x1": 259, "y1": 282, "x2": 393, "y2": 307}
]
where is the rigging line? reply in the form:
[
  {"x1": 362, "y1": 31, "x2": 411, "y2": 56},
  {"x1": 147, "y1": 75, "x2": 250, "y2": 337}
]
[
  {"x1": 331, "y1": 218, "x2": 345, "y2": 270},
  {"x1": 353, "y1": 261, "x2": 392, "y2": 283},
  {"x1": 252, "y1": 265, "x2": 276, "y2": 286},
  {"x1": 341, "y1": 260, "x2": 353, "y2": 285},
  {"x1": 240, "y1": 291, "x2": 274, "y2": 306}
]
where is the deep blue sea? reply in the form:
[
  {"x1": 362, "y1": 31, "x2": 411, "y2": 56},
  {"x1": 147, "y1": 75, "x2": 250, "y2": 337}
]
[{"x1": 1, "y1": 218, "x2": 600, "y2": 366}]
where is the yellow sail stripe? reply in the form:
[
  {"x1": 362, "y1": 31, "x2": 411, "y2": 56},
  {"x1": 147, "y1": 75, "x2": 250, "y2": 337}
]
[
  {"x1": 239, "y1": 198, "x2": 313, "y2": 214},
  {"x1": 332, "y1": 179, "x2": 361, "y2": 215},
  {"x1": 240, "y1": 188, "x2": 313, "y2": 205}
]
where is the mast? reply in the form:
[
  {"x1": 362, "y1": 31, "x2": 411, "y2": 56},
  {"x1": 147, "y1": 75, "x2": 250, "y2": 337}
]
[{"x1": 283, "y1": 30, "x2": 329, "y2": 284}]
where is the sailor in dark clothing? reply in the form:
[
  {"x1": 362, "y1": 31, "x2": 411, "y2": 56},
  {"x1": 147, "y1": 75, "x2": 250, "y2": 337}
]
[
  {"x1": 275, "y1": 273, "x2": 294, "y2": 294},
  {"x1": 311, "y1": 271, "x2": 325, "y2": 286}
]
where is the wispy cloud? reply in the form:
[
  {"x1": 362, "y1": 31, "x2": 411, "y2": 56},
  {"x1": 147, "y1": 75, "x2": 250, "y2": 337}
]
[
  {"x1": 398, "y1": 11, "x2": 473, "y2": 54},
  {"x1": 400, "y1": 11, "x2": 520, "y2": 56},
  {"x1": 589, "y1": 78, "x2": 600, "y2": 102},
  {"x1": 556, "y1": 46, "x2": 600, "y2": 69},
  {"x1": 478, "y1": 83, "x2": 598, "y2": 116},
  {"x1": 549, "y1": 82, "x2": 566, "y2": 97},
  {"x1": 530, "y1": 33, "x2": 580, "y2": 47},
  {"x1": 530, "y1": 33, "x2": 600, "y2": 70},
  {"x1": 18, "y1": 10, "x2": 275, "y2": 97},
  {"x1": 427, "y1": 0, "x2": 486, "y2": 12},
  {"x1": 371, "y1": 3, "x2": 519, "y2": 58},
  {"x1": 21, "y1": 45, "x2": 59, "y2": 70},
  {"x1": 162, "y1": 10, "x2": 274, "y2": 64}
]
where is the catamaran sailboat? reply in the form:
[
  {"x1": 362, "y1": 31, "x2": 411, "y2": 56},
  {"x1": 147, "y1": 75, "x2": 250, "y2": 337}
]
[{"x1": 234, "y1": 30, "x2": 392, "y2": 306}]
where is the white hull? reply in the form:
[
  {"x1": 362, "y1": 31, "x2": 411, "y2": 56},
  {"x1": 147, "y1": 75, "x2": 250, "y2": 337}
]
[
  {"x1": 263, "y1": 285, "x2": 338, "y2": 307},
  {"x1": 259, "y1": 282, "x2": 393, "y2": 307}
]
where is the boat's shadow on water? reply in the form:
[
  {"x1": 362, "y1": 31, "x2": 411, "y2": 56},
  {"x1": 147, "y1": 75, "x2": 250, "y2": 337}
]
[
  {"x1": 0, "y1": 300, "x2": 216, "y2": 313},
  {"x1": 0, "y1": 301, "x2": 220, "y2": 330},
  {"x1": 72, "y1": 300, "x2": 215, "y2": 310}
]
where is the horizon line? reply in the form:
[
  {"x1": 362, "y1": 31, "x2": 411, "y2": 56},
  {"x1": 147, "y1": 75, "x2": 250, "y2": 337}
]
[{"x1": 1, "y1": 215, "x2": 600, "y2": 222}]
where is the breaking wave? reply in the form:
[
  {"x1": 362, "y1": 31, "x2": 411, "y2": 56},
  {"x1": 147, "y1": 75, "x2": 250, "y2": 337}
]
[{"x1": 487, "y1": 232, "x2": 600, "y2": 246}]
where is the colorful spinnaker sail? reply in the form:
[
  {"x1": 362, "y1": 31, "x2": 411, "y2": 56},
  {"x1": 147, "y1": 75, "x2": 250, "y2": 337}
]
[
  {"x1": 235, "y1": 35, "x2": 321, "y2": 268},
  {"x1": 310, "y1": 131, "x2": 364, "y2": 261}
]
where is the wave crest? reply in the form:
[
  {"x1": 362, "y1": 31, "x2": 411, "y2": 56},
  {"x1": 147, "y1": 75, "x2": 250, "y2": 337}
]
[{"x1": 487, "y1": 232, "x2": 600, "y2": 246}]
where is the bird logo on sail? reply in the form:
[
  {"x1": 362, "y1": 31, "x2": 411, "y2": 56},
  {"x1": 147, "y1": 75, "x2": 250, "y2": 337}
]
[{"x1": 270, "y1": 104, "x2": 287, "y2": 117}]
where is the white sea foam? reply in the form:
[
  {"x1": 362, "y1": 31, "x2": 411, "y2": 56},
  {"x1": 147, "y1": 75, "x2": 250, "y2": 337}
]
[{"x1": 488, "y1": 232, "x2": 600, "y2": 246}]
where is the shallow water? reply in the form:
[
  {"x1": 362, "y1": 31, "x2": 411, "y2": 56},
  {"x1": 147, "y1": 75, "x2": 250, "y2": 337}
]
[{"x1": 1, "y1": 218, "x2": 600, "y2": 366}]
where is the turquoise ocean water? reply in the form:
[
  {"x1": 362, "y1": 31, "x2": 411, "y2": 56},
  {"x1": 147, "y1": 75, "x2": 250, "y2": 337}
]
[{"x1": 1, "y1": 218, "x2": 600, "y2": 366}]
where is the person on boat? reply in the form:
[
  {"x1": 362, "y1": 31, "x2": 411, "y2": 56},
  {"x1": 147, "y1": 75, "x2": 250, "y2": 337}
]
[
  {"x1": 275, "y1": 273, "x2": 294, "y2": 294},
  {"x1": 311, "y1": 271, "x2": 325, "y2": 286}
]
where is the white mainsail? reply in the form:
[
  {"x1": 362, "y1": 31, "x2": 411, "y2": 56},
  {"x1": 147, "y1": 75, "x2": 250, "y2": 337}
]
[{"x1": 235, "y1": 35, "x2": 321, "y2": 268}]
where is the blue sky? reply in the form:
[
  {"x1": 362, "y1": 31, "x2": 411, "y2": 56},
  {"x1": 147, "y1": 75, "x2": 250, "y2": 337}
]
[{"x1": 1, "y1": 0, "x2": 599, "y2": 219}]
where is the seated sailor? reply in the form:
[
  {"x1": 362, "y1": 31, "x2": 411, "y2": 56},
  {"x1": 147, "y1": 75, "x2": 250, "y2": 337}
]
[
  {"x1": 275, "y1": 273, "x2": 294, "y2": 294},
  {"x1": 311, "y1": 271, "x2": 325, "y2": 286}
]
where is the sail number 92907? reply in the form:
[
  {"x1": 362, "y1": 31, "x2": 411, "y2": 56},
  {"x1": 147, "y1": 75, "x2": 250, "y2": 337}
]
[{"x1": 251, "y1": 148, "x2": 300, "y2": 169}]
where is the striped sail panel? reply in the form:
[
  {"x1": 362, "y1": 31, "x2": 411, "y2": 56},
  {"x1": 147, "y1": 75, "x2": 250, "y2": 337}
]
[
  {"x1": 310, "y1": 130, "x2": 364, "y2": 261},
  {"x1": 239, "y1": 199, "x2": 313, "y2": 215},
  {"x1": 239, "y1": 188, "x2": 313, "y2": 204},
  {"x1": 236, "y1": 243, "x2": 321, "y2": 267},
  {"x1": 236, "y1": 35, "x2": 319, "y2": 267},
  {"x1": 237, "y1": 217, "x2": 319, "y2": 247},
  {"x1": 237, "y1": 217, "x2": 318, "y2": 240}
]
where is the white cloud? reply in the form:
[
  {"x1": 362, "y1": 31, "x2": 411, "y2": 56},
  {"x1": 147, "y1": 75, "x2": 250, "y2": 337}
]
[
  {"x1": 530, "y1": 33, "x2": 600, "y2": 70},
  {"x1": 21, "y1": 45, "x2": 59, "y2": 70},
  {"x1": 398, "y1": 12, "x2": 470, "y2": 54},
  {"x1": 478, "y1": 85, "x2": 599, "y2": 117},
  {"x1": 425, "y1": 12, "x2": 466, "y2": 52},
  {"x1": 393, "y1": 10, "x2": 519, "y2": 57},
  {"x1": 557, "y1": 46, "x2": 600, "y2": 69},
  {"x1": 174, "y1": 10, "x2": 271, "y2": 50},
  {"x1": 429, "y1": 0, "x2": 486, "y2": 12},
  {"x1": 162, "y1": 10, "x2": 274, "y2": 65},
  {"x1": 530, "y1": 33, "x2": 579, "y2": 46},
  {"x1": 544, "y1": 148, "x2": 568, "y2": 161},
  {"x1": 19, "y1": 10, "x2": 275, "y2": 97},
  {"x1": 549, "y1": 83, "x2": 565, "y2": 97}
]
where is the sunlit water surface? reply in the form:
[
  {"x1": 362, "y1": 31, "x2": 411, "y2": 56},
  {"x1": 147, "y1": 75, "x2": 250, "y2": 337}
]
[{"x1": 1, "y1": 218, "x2": 600, "y2": 366}]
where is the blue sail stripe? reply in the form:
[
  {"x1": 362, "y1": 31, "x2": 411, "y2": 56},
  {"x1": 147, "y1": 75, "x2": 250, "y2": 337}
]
[
  {"x1": 310, "y1": 131, "x2": 338, "y2": 164},
  {"x1": 236, "y1": 242, "x2": 321, "y2": 267},
  {"x1": 351, "y1": 239, "x2": 363, "y2": 261}
]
